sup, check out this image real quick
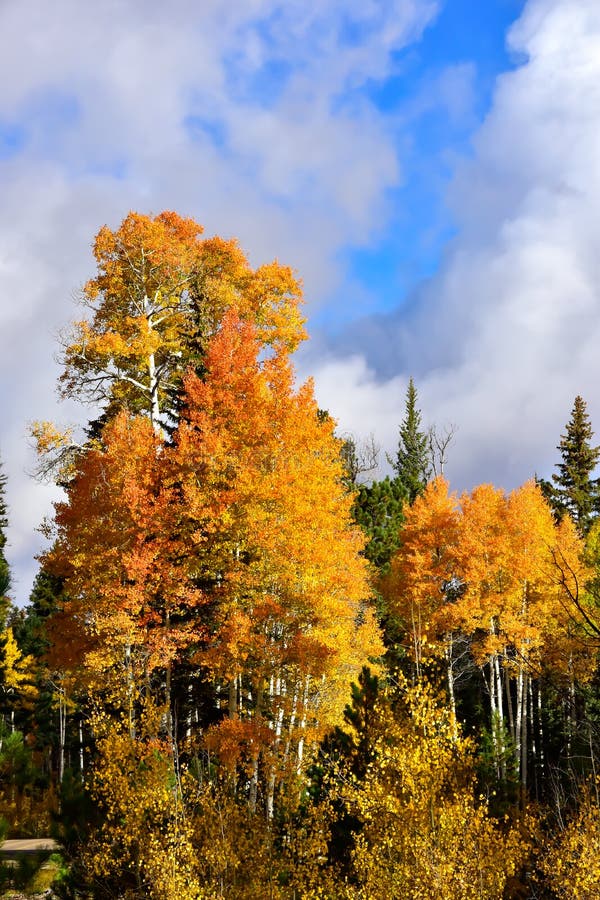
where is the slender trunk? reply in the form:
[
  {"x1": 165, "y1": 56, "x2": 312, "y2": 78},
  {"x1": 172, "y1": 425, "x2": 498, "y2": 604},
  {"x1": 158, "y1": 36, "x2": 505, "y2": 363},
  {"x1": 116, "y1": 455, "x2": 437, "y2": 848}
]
[
  {"x1": 248, "y1": 758, "x2": 259, "y2": 813},
  {"x1": 504, "y1": 659, "x2": 515, "y2": 741},
  {"x1": 266, "y1": 768, "x2": 277, "y2": 822},
  {"x1": 569, "y1": 672, "x2": 576, "y2": 763},
  {"x1": 488, "y1": 655, "x2": 499, "y2": 777},
  {"x1": 283, "y1": 686, "x2": 299, "y2": 765},
  {"x1": 515, "y1": 662, "x2": 524, "y2": 786},
  {"x1": 249, "y1": 682, "x2": 264, "y2": 814},
  {"x1": 521, "y1": 670, "x2": 528, "y2": 793},
  {"x1": 516, "y1": 583, "x2": 529, "y2": 793},
  {"x1": 144, "y1": 296, "x2": 162, "y2": 434},
  {"x1": 589, "y1": 713, "x2": 599, "y2": 806},
  {"x1": 537, "y1": 681, "x2": 545, "y2": 788},
  {"x1": 411, "y1": 603, "x2": 421, "y2": 681},
  {"x1": 487, "y1": 619, "x2": 505, "y2": 778},
  {"x1": 59, "y1": 688, "x2": 66, "y2": 785},
  {"x1": 79, "y1": 717, "x2": 84, "y2": 784},
  {"x1": 165, "y1": 612, "x2": 173, "y2": 747},
  {"x1": 493, "y1": 654, "x2": 506, "y2": 780},
  {"x1": 225, "y1": 676, "x2": 239, "y2": 798},
  {"x1": 296, "y1": 675, "x2": 311, "y2": 776},
  {"x1": 228, "y1": 678, "x2": 237, "y2": 719},
  {"x1": 529, "y1": 678, "x2": 537, "y2": 799},
  {"x1": 149, "y1": 351, "x2": 161, "y2": 431},
  {"x1": 186, "y1": 681, "x2": 193, "y2": 741},
  {"x1": 446, "y1": 633, "x2": 458, "y2": 741},
  {"x1": 266, "y1": 676, "x2": 286, "y2": 819},
  {"x1": 125, "y1": 642, "x2": 135, "y2": 739}
]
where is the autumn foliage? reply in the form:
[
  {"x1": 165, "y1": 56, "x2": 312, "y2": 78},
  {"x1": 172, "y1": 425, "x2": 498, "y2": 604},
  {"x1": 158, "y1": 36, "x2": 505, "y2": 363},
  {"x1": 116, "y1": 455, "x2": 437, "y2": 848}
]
[
  {"x1": 5, "y1": 211, "x2": 600, "y2": 898},
  {"x1": 45, "y1": 300, "x2": 381, "y2": 828},
  {"x1": 59, "y1": 210, "x2": 305, "y2": 429}
]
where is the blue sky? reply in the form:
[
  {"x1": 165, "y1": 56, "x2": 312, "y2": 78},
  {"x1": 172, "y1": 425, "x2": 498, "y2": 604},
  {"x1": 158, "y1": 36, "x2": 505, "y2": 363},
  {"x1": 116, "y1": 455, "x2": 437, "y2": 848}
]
[
  {"x1": 330, "y1": 0, "x2": 527, "y2": 326},
  {"x1": 0, "y1": 0, "x2": 599, "y2": 604}
]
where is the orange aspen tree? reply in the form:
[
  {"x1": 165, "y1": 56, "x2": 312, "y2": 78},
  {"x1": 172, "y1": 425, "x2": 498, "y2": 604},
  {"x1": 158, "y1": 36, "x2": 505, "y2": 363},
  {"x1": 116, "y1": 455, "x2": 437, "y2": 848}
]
[
  {"x1": 504, "y1": 482, "x2": 556, "y2": 790},
  {"x1": 445, "y1": 483, "x2": 513, "y2": 776},
  {"x1": 168, "y1": 312, "x2": 382, "y2": 814},
  {"x1": 45, "y1": 309, "x2": 381, "y2": 818},
  {"x1": 40, "y1": 211, "x2": 307, "y2": 724},
  {"x1": 382, "y1": 476, "x2": 461, "y2": 721},
  {"x1": 45, "y1": 411, "x2": 204, "y2": 726},
  {"x1": 385, "y1": 478, "x2": 593, "y2": 789},
  {"x1": 453, "y1": 482, "x2": 591, "y2": 790}
]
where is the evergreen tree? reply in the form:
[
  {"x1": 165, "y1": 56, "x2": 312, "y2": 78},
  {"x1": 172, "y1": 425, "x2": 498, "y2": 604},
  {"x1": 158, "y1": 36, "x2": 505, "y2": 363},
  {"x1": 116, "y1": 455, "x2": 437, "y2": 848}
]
[
  {"x1": 353, "y1": 476, "x2": 406, "y2": 572},
  {"x1": 545, "y1": 396, "x2": 600, "y2": 534},
  {"x1": 391, "y1": 377, "x2": 431, "y2": 503}
]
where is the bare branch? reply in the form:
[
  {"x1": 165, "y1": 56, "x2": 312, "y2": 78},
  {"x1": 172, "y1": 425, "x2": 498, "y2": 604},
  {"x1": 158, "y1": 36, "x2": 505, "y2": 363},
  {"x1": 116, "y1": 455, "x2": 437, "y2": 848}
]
[
  {"x1": 340, "y1": 432, "x2": 380, "y2": 486},
  {"x1": 428, "y1": 423, "x2": 457, "y2": 478}
]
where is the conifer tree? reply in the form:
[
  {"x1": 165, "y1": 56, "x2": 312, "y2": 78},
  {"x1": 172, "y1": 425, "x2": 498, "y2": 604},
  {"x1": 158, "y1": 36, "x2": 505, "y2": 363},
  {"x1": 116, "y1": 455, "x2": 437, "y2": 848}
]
[
  {"x1": 391, "y1": 377, "x2": 431, "y2": 503},
  {"x1": 353, "y1": 477, "x2": 406, "y2": 572},
  {"x1": 546, "y1": 396, "x2": 600, "y2": 534}
]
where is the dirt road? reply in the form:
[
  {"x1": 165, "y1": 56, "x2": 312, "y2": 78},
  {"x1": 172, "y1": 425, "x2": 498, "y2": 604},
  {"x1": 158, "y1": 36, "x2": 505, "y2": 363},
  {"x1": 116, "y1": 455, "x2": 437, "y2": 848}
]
[{"x1": 0, "y1": 839, "x2": 57, "y2": 854}]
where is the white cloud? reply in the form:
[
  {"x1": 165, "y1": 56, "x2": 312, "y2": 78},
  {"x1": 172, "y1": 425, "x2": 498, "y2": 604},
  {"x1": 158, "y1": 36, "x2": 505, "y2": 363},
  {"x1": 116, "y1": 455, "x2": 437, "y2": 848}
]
[
  {"x1": 310, "y1": 0, "x2": 600, "y2": 494},
  {"x1": 0, "y1": 0, "x2": 438, "y2": 603}
]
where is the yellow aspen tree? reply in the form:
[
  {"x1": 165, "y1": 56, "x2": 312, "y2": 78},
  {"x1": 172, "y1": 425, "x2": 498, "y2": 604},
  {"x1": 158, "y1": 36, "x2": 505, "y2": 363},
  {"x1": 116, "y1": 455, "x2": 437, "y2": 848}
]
[
  {"x1": 59, "y1": 211, "x2": 305, "y2": 431},
  {"x1": 0, "y1": 627, "x2": 38, "y2": 734},
  {"x1": 83, "y1": 707, "x2": 204, "y2": 900},
  {"x1": 33, "y1": 210, "x2": 306, "y2": 481},
  {"x1": 341, "y1": 679, "x2": 532, "y2": 899},
  {"x1": 539, "y1": 780, "x2": 600, "y2": 899}
]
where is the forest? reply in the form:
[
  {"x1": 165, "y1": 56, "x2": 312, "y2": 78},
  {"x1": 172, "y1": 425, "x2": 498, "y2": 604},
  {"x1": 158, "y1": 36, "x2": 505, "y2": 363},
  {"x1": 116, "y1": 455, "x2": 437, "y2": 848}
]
[{"x1": 0, "y1": 210, "x2": 599, "y2": 898}]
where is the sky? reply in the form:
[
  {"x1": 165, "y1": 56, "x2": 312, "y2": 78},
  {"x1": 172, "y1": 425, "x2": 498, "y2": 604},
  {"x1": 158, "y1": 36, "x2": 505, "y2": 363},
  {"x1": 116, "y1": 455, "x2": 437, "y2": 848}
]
[{"x1": 1, "y1": 0, "x2": 599, "y2": 604}]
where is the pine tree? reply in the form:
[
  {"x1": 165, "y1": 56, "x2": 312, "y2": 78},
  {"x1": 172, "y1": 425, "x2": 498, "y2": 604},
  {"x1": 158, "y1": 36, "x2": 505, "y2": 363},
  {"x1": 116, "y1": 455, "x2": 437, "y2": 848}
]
[
  {"x1": 353, "y1": 477, "x2": 406, "y2": 572},
  {"x1": 548, "y1": 396, "x2": 600, "y2": 534},
  {"x1": 391, "y1": 377, "x2": 431, "y2": 503}
]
